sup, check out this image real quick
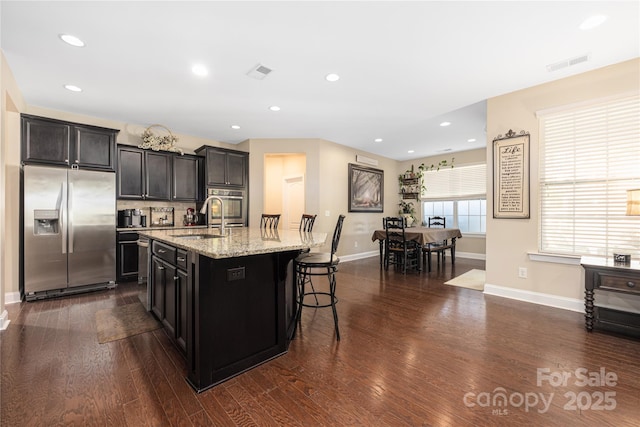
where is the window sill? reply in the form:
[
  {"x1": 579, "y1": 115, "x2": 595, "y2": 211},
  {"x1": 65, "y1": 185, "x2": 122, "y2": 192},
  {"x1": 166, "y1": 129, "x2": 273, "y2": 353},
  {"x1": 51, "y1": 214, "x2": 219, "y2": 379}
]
[{"x1": 527, "y1": 252, "x2": 581, "y2": 265}]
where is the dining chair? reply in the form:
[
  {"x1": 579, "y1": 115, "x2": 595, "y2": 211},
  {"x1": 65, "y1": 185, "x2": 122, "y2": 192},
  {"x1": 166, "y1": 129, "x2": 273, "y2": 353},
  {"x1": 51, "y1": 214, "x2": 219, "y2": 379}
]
[
  {"x1": 299, "y1": 214, "x2": 317, "y2": 232},
  {"x1": 423, "y1": 216, "x2": 454, "y2": 272},
  {"x1": 293, "y1": 215, "x2": 346, "y2": 340},
  {"x1": 260, "y1": 213, "x2": 280, "y2": 229},
  {"x1": 384, "y1": 217, "x2": 420, "y2": 274}
]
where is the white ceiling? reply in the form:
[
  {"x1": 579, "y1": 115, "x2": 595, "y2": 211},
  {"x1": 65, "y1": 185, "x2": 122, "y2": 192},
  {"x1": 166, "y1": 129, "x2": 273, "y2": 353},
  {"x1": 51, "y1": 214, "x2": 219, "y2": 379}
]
[{"x1": 1, "y1": 1, "x2": 638, "y2": 161}]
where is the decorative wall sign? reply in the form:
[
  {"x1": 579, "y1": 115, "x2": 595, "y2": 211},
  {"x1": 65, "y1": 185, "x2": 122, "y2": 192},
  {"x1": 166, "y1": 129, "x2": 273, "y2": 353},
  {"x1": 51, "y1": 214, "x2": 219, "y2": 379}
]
[
  {"x1": 348, "y1": 163, "x2": 383, "y2": 212},
  {"x1": 493, "y1": 129, "x2": 530, "y2": 219}
]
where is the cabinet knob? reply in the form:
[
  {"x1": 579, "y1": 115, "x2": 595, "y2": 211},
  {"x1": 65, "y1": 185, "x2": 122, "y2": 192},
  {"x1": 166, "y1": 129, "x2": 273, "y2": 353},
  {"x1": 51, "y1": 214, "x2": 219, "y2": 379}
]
[
  {"x1": 75, "y1": 159, "x2": 79, "y2": 164},
  {"x1": 158, "y1": 249, "x2": 166, "y2": 253},
  {"x1": 64, "y1": 159, "x2": 69, "y2": 163},
  {"x1": 628, "y1": 281, "x2": 636, "y2": 288},
  {"x1": 173, "y1": 276, "x2": 179, "y2": 280},
  {"x1": 177, "y1": 257, "x2": 186, "y2": 262},
  {"x1": 158, "y1": 266, "x2": 165, "y2": 271}
]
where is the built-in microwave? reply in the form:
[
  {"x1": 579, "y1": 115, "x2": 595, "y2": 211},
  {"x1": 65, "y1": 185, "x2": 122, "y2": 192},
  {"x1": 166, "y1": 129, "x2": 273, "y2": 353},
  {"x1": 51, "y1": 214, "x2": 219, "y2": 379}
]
[{"x1": 204, "y1": 188, "x2": 247, "y2": 227}]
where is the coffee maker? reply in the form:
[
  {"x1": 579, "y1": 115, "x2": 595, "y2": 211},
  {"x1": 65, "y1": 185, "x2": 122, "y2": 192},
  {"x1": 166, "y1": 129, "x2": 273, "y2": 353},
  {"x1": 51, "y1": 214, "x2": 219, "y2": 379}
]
[{"x1": 184, "y1": 208, "x2": 199, "y2": 226}]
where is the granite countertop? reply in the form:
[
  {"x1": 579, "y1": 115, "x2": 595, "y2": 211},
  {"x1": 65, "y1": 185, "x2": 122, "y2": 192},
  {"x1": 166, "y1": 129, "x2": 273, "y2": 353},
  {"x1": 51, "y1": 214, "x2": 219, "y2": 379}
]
[
  {"x1": 117, "y1": 225, "x2": 208, "y2": 232},
  {"x1": 138, "y1": 227, "x2": 327, "y2": 259}
]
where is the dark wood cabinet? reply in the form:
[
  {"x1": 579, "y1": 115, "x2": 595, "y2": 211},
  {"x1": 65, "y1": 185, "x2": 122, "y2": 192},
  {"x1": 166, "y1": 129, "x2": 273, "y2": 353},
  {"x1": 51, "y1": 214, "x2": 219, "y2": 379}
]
[
  {"x1": 582, "y1": 257, "x2": 640, "y2": 338},
  {"x1": 145, "y1": 151, "x2": 172, "y2": 200},
  {"x1": 116, "y1": 145, "x2": 172, "y2": 200},
  {"x1": 117, "y1": 232, "x2": 139, "y2": 282},
  {"x1": 173, "y1": 154, "x2": 203, "y2": 201},
  {"x1": 196, "y1": 146, "x2": 248, "y2": 188},
  {"x1": 21, "y1": 114, "x2": 117, "y2": 171},
  {"x1": 150, "y1": 240, "x2": 187, "y2": 354}
]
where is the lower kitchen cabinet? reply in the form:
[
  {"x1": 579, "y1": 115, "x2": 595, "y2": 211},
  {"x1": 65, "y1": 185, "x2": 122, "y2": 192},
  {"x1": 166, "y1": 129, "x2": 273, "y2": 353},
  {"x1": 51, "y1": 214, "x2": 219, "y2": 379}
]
[
  {"x1": 117, "y1": 232, "x2": 139, "y2": 282},
  {"x1": 150, "y1": 240, "x2": 188, "y2": 354}
]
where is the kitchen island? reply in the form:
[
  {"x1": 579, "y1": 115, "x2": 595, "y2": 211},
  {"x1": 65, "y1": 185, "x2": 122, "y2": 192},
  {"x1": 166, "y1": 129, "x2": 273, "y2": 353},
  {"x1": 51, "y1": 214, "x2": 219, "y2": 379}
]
[{"x1": 138, "y1": 227, "x2": 327, "y2": 392}]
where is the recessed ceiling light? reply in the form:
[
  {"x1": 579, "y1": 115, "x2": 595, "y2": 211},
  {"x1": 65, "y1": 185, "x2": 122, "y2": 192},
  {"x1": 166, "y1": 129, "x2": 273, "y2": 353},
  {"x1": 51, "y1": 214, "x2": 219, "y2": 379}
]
[
  {"x1": 64, "y1": 84, "x2": 82, "y2": 92},
  {"x1": 230, "y1": 125, "x2": 240, "y2": 130},
  {"x1": 269, "y1": 106, "x2": 281, "y2": 112},
  {"x1": 467, "y1": 138, "x2": 476, "y2": 143},
  {"x1": 374, "y1": 138, "x2": 383, "y2": 142},
  {"x1": 440, "y1": 121, "x2": 451, "y2": 127},
  {"x1": 192, "y1": 64, "x2": 208, "y2": 77},
  {"x1": 407, "y1": 150, "x2": 415, "y2": 154},
  {"x1": 59, "y1": 34, "x2": 85, "y2": 47},
  {"x1": 579, "y1": 15, "x2": 607, "y2": 30},
  {"x1": 325, "y1": 73, "x2": 340, "y2": 82}
]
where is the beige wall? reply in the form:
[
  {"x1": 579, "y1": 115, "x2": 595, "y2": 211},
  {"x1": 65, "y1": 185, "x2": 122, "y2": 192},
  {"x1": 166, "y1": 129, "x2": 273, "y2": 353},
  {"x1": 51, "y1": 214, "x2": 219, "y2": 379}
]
[
  {"x1": 397, "y1": 148, "x2": 487, "y2": 257},
  {"x1": 1, "y1": 50, "x2": 27, "y2": 318},
  {"x1": 246, "y1": 138, "x2": 399, "y2": 255},
  {"x1": 486, "y1": 58, "x2": 640, "y2": 301}
]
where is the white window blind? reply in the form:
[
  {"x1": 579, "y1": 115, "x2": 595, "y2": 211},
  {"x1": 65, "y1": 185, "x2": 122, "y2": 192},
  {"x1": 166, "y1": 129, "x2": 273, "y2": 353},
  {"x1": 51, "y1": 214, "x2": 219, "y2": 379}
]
[
  {"x1": 539, "y1": 94, "x2": 640, "y2": 257},
  {"x1": 422, "y1": 163, "x2": 486, "y2": 200}
]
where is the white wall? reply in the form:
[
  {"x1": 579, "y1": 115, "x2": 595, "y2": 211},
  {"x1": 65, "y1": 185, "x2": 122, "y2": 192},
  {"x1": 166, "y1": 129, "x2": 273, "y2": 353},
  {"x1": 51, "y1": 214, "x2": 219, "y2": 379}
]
[{"x1": 485, "y1": 58, "x2": 640, "y2": 308}]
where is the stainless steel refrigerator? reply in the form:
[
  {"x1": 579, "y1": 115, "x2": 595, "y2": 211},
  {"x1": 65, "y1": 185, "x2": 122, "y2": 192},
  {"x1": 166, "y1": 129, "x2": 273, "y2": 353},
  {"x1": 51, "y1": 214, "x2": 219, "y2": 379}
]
[{"x1": 22, "y1": 165, "x2": 116, "y2": 300}]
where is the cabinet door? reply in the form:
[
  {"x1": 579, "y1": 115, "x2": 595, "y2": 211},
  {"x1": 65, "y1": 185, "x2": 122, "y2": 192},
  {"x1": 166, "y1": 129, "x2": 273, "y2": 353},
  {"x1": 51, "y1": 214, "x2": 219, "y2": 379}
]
[
  {"x1": 150, "y1": 256, "x2": 166, "y2": 320},
  {"x1": 145, "y1": 152, "x2": 172, "y2": 200},
  {"x1": 21, "y1": 115, "x2": 71, "y2": 166},
  {"x1": 226, "y1": 152, "x2": 247, "y2": 187},
  {"x1": 163, "y1": 263, "x2": 178, "y2": 338},
  {"x1": 117, "y1": 238, "x2": 139, "y2": 282},
  {"x1": 176, "y1": 268, "x2": 188, "y2": 353},
  {"x1": 117, "y1": 146, "x2": 145, "y2": 199},
  {"x1": 173, "y1": 155, "x2": 200, "y2": 201},
  {"x1": 205, "y1": 148, "x2": 227, "y2": 186},
  {"x1": 74, "y1": 125, "x2": 116, "y2": 171}
]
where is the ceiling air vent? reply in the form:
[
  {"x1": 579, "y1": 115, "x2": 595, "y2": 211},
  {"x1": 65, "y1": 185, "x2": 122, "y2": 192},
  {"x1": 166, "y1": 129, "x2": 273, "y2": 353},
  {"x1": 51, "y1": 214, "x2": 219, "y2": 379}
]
[
  {"x1": 247, "y1": 64, "x2": 273, "y2": 80},
  {"x1": 546, "y1": 54, "x2": 590, "y2": 72}
]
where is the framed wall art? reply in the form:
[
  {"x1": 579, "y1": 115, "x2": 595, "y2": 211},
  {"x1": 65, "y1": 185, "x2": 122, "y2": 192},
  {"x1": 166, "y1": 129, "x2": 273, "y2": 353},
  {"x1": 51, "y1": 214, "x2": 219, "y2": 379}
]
[
  {"x1": 348, "y1": 163, "x2": 384, "y2": 212},
  {"x1": 493, "y1": 129, "x2": 530, "y2": 219}
]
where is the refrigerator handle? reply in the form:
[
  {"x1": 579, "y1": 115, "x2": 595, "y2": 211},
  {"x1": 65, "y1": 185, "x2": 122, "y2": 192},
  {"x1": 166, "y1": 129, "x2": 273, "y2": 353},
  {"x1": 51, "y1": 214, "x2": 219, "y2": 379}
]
[
  {"x1": 68, "y1": 182, "x2": 74, "y2": 253},
  {"x1": 61, "y1": 181, "x2": 67, "y2": 254}
]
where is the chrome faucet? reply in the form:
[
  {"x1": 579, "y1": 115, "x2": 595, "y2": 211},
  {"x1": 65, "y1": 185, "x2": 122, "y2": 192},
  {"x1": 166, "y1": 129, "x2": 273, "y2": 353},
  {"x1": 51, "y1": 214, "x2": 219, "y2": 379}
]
[{"x1": 200, "y1": 195, "x2": 225, "y2": 235}]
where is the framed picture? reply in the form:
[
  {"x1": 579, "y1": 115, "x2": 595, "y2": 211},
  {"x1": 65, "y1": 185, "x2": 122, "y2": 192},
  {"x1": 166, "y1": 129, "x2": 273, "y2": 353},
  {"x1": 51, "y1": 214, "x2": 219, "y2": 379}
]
[
  {"x1": 493, "y1": 130, "x2": 530, "y2": 219},
  {"x1": 348, "y1": 163, "x2": 384, "y2": 212}
]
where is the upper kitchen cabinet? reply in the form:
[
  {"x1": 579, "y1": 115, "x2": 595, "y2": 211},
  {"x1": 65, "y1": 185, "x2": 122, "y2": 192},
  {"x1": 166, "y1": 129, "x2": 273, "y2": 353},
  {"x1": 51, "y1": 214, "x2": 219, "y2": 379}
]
[
  {"x1": 21, "y1": 114, "x2": 117, "y2": 171},
  {"x1": 172, "y1": 154, "x2": 203, "y2": 202},
  {"x1": 196, "y1": 146, "x2": 248, "y2": 188},
  {"x1": 117, "y1": 145, "x2": 172, "y2": 200}
]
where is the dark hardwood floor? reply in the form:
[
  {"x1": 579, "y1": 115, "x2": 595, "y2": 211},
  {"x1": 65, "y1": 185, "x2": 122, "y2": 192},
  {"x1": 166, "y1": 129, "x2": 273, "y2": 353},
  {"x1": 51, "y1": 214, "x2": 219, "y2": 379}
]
[{"x1": 2, "y1": 256, "x2": 639, "y2": 426}]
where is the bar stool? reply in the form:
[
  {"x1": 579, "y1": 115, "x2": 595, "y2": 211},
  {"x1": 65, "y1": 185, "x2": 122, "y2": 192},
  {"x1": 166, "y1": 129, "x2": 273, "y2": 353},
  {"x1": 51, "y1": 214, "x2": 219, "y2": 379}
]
[
  {"x1": 299, "y1": 213, "x2": 317, "y2": 232},
  {"x1": 293, "y1": 215, "x2": 345, "y2": 340},
  {"x1": 260, "y1": 213, "x2": 280, "y2": 229}
]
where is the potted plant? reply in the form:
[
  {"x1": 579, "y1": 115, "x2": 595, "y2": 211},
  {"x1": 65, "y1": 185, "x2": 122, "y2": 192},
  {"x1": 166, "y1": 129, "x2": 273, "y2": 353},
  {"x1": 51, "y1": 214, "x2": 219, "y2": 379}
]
[{"x1": 398, "y1": 200, "x2": 416, "y2": 227}]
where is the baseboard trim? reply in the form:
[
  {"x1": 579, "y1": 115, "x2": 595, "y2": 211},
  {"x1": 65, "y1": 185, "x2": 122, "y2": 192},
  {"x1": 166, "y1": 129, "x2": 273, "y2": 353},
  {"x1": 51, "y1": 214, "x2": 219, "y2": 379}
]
[
  {"x1": 341, "y1": 251, "x2": 378, "y2": 263},
  {"x1": 0, "y1": 310, "x2": 10, "y2": 331},
  {"x1": 5, "y1": 291, "x2": 21, "y2": 305},
  {"x1": 341, "y1": 250, "x2": 486, "y2": 263},
  {"x1": 484, "y1": 283, "x2": 584, "y2": 313}
]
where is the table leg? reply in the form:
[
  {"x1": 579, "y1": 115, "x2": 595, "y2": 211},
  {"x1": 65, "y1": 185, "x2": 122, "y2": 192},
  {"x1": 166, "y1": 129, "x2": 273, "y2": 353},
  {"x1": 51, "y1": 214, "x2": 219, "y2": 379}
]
[
  {"x1": 585, "y1": 288, "x2": 594, "y2": 331},
  {"x1": 379, "y1": 239, "x2": 384, "y2": 269}
]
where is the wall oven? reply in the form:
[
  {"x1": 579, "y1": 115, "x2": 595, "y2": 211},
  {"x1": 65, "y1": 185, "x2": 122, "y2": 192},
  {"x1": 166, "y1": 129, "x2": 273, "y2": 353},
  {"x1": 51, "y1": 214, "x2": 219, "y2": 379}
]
[{"x1": 204, "y1": 188, "x2": 247, "y2": 227}]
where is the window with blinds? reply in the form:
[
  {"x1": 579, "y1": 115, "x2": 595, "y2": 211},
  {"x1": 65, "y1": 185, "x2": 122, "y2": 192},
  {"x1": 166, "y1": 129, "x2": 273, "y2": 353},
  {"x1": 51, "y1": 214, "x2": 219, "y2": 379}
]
[
  {"x1": 422, "y1": 163, "x2": 487, "y2": 200},
  {"x1": 539, "y1": 94, "x2": 640, "y2": 257}
]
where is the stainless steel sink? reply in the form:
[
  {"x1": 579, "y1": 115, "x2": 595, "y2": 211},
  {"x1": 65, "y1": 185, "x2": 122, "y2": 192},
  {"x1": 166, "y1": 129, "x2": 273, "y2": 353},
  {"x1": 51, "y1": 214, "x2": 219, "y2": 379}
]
[{"x1": 172, "y1": 234, "x2": 226, "y2": 240}]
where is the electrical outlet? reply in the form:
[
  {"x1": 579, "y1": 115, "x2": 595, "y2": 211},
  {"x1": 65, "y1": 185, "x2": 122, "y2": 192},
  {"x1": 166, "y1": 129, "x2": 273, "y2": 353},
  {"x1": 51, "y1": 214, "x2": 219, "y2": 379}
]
[
  {"x1": 325, "y1": 210, "x2": 330, "y2": 217},
  {"x1": 518, "y1": 267, "x2": 528, "y2": 279},
  {"x1": 354, "y1": 241, "x2": 358, "y2": 248}
]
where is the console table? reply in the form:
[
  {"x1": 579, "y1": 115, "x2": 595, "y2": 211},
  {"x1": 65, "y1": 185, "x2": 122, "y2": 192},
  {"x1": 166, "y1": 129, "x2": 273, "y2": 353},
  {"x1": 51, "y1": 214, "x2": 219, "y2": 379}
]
[{"x1": 581, "y1": 256, "x2": 640, "y2": 338}]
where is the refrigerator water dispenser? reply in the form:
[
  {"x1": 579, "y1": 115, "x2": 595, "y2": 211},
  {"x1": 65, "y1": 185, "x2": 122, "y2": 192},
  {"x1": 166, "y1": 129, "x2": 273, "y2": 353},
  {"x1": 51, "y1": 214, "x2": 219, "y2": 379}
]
[{"x1": 33, "y1": 209, "x2": 59, "y2": 235}]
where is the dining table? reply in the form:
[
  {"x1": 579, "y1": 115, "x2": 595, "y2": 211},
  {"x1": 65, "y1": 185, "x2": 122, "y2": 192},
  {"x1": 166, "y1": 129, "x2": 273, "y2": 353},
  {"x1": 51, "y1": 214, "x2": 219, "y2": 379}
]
[{"x1": 371, "y1": 226, "x2": 463, "y2": 271}]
